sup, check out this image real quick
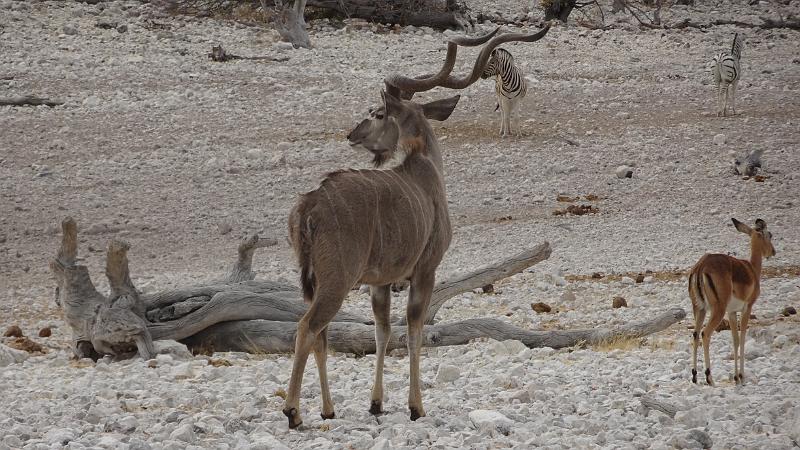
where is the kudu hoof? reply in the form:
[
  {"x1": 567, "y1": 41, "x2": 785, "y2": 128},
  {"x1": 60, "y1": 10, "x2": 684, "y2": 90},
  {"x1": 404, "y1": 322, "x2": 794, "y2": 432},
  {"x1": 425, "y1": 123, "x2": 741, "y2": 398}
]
[
  {"x1": 321, "y1": 411, "x2": 336, "y2": 420},
  {"x1": 409, "y1": 407, "x2": 425, "y2": 421},
  {"x1": 283, "y1": 407, "x2": 303, "y2": 429},
  {"x1": 369, "y1": 400, "x2": 384, "y2": 416}
]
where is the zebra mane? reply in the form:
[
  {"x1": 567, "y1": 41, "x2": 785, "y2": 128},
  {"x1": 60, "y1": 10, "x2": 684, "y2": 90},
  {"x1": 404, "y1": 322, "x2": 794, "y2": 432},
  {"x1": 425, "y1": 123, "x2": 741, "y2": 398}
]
[{"x1": 730, "y1": 33, "x2": 744, "y2": 60}]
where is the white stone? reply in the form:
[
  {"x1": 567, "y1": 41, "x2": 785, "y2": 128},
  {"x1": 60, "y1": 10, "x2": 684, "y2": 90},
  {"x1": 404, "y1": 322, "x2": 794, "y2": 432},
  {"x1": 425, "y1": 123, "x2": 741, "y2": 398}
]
[
  {"x1": 248, "y1": 432, "x2": 290, "y2": 450},
  {"x1": 615, "y1": 165, "x2": 633, "y2": 179},
  {"x1": 435, "y1": 364, "x2": 460, "y2": 383},
  {"x1": 44, "y1": 428, "x2": 76, "y2": 445},
  {"x1": 560, "y1": 291, "x2": 576, "y2": 302},
  {"x1": 675, "y1": 407, "x2": 709, "y2": 429},
  {"x1": 171, "y1": 362, "x2": 195, "y2": 379},
  {"x1": 169, "y1": 424, "x2": 196, "y2": 443},
  {"x1": 155, "y1": 340, "x2": 193, "y2": 360},
  {"x1": 713, "y1": 133, "x2": 726, "y2": 145},
  {"x1": 469, "y1": 409, "x2": 514, "y2": 436},
  {"x1": 0, "y1": 344, "x2": 28, "y2": 366}
]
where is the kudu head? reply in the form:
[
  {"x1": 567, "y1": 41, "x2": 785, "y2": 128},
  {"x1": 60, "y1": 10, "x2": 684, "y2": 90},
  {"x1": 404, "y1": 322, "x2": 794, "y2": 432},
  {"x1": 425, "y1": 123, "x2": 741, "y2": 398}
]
[
  {"x1": 347, "y1": 91, "x2": 460, "y2": 166},
  {"x1": 347, "y1": 24, "x2": 551, "y2": 166}
]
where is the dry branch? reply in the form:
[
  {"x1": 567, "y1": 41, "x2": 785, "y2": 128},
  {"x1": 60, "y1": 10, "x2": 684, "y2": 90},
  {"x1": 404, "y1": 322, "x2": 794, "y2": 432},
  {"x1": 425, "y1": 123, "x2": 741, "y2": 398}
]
[
  {"x1": 422, "y1": 242, "x2": 552, "y2": 324},
  {"x1": 640, "y1": 395, "x2": 682, "y2": 418},
  {"x1": 0, "y1": 95, "x2": 63, "y2": 107},
  {"x1": 50, "y1": 217, "x2": 688, "y2": 361},
  {"x1": 181, "y1": 307, "x2": 687, "y2": 354}
]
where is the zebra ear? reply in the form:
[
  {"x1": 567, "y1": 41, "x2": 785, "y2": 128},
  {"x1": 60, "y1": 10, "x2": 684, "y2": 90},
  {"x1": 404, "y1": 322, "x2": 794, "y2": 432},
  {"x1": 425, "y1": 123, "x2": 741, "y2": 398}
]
[{"x1": 421, "y1": 95, "x2": 460, "y2": 121}]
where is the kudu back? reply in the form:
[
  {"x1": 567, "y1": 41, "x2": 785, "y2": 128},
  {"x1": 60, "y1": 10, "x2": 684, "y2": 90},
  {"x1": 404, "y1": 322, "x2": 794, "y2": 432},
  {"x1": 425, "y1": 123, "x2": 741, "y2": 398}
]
[{"x1": 282, "y1": 24, "x2": 551, "y2": 430}]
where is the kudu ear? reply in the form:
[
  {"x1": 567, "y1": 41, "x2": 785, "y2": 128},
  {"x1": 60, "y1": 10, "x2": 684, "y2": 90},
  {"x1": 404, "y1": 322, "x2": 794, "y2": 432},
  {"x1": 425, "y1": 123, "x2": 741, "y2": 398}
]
[
  {"x1": 421, "y1": 95, "x2": 461, "y2": 122},
  {"x1": 381, "y1": 89, "x2": 404, "y2": 117},
  {"x1": 732, "y1": 218, "x2": 752, "y2": 235}
]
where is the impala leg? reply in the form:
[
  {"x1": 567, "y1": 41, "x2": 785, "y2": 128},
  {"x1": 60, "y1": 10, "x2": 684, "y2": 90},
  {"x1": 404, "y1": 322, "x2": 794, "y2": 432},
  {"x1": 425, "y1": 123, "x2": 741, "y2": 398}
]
[
  {"x1": 406, "y1": 271, "x2": 435, "y2": 421},
  {"x1": 737, "y1": 304, "x2": 753, "y2": 384},
  {"x1": 702, "y1": 308, "x2": 725, "y2": 386},
  {"x1": 691, "y1": 305, "x2": 706, "y2": 384},
  {"x1": 369, "y1": 284, "x2": 392, "y2": 415},
  {"x1": 313, "y1": 326, "x2": 335, "y2": 419},
  {"x1": 283, "y1": 287, "x2": 347, "y2": 429},
  {"x1": 728, "y1": 311, "x2": 741, "y2": 385}
]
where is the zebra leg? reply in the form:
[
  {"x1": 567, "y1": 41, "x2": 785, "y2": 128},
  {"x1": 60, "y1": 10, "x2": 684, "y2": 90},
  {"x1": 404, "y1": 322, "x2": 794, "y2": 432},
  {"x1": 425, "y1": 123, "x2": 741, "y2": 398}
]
[
  {"x1": 500, "y1": 98, "x2": 511, "y2": 137},
  {"x1": 717, "y1": 84, "x2": 725, "y2": 117},
  {"x1": 730, "y1": 80, "x2": 738, "y2": 116}
]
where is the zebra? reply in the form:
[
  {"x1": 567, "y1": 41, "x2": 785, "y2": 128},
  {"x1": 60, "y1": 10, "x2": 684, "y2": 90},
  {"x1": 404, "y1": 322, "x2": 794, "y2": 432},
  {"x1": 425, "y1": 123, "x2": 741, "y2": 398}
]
[
  {"x1": 481, "y1": 47, "x2": 527, "y2": 137},
  {"x1": 712, "y1": 33, "x2": 744, "y2": 117}
]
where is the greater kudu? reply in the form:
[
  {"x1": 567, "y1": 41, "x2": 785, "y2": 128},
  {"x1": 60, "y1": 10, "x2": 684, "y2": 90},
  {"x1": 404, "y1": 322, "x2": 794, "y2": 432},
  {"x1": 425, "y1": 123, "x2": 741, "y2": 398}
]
[{"x1": 282, "y1": 24, "x2": 552, "y2": 429}]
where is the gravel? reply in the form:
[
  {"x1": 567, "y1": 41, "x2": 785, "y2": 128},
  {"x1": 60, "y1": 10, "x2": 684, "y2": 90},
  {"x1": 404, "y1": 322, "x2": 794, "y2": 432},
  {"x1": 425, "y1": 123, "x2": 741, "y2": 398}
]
[{"x1": 1, "y1": 0, "x2": 799, "y2": 448}]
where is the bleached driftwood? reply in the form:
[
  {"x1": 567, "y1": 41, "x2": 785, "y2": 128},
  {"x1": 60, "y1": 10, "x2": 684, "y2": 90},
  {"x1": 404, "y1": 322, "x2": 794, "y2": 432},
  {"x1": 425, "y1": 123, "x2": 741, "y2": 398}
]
[
  {"x1": 639, "y1": 395, "x2": 682, "y2": 418},
  {"x1": 49, "y1": 217, "x2": 687, "y2": 360},
  {"x1": 0, "y1": 95, "x2": 63, "y2": 107},
  {"x1": 182, "y1": 308, "x2": 687, "y2": 354}
]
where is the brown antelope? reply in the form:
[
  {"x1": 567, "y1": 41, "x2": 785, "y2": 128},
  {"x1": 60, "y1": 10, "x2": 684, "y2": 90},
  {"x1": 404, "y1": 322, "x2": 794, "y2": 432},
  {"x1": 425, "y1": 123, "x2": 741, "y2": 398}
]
[
  {"x1": 688, "y1": 218, "x2": 776, "y2": 386},
  {"x1": 281, "y1": 25, "x2": 551, "y2": 429}
]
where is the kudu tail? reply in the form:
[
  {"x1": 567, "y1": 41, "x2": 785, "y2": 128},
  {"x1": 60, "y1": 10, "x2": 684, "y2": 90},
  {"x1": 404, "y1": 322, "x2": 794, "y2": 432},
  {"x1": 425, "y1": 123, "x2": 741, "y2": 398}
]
[{"x1": 288, "y1": 201, "x2": 316, "y2": 304}]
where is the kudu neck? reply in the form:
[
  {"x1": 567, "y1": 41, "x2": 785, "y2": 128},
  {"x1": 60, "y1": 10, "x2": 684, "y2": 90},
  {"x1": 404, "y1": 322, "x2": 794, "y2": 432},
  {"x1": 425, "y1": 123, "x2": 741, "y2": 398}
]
[{"x1": 414, "y1": 120, "x2": 444, "y2": 173}]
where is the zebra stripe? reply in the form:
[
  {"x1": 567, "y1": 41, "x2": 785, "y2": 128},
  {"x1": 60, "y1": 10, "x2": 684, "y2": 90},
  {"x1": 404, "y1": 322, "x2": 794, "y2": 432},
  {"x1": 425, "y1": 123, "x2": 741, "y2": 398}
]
[
  {"x1": 711, "y1": 33, "x2": 744, "y2": 116},
  {"x1": 482, "y1": 48, "x2": 527, "y2": 102}
]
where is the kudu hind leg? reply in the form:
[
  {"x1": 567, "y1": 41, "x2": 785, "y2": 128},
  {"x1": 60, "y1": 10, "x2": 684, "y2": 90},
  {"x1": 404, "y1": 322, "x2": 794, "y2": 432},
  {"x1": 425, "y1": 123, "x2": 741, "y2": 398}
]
[
  {"x1": 283, "y1": 285, "x2": 348, "y2": 428},
  {"x1": 406, "y1": 272, "x2": 435, "y2": 421},
  {"x1": 369, "y1": 284, "x2": 392, "y2": 415},
  {"x1": 313, "y1": 325, "x2": 335, "y2": 419}
]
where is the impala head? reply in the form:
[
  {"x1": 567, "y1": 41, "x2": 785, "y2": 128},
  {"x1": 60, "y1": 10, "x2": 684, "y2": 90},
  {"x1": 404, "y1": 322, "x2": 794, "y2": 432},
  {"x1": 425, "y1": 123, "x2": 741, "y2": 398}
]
[
  {"x1": 347, "y1": 91, "x2": 460, "y2": 166},
  {"x1": 732, "y1": 217, "x2": 775, "y2": 258}
]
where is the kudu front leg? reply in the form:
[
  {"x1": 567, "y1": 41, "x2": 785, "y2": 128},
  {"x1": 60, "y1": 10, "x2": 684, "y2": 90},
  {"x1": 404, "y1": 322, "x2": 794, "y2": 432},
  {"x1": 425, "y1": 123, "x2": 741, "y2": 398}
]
[
  {"x1": 369, "y1": 284, "x2": 392, "y2": 415},
  {"x1": 406, "y1": 272, "x2": 435, "y2": 421}
]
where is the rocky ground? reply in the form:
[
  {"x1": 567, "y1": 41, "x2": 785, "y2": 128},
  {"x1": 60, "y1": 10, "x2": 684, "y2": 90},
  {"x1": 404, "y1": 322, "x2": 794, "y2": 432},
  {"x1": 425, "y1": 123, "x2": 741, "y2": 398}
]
[{"x1": 1, "y1": 0, "x2": 799, "y2": 448}]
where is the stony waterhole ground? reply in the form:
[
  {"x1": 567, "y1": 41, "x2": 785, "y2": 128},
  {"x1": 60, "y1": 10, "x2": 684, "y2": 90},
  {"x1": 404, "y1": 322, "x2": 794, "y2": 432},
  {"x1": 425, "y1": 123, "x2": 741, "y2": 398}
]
[{"x1": 1, "y1": 0, "x2": 799, "y2": 448}]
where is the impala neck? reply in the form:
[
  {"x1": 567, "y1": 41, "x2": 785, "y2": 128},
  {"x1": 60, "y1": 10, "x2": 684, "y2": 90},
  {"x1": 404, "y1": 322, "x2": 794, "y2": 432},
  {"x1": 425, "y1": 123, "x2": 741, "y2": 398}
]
[{"x1": 749, "y1": 234, "x2": 764, "y2": 275}]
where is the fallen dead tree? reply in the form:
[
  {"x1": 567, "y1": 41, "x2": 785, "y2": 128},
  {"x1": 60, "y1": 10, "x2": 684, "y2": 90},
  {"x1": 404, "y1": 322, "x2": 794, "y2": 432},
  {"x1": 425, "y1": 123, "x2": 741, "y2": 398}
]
[
  {"x1": 0, "y1": 95, "x2": 63, "y2": 107},
  {"x1": 49, "y1": 217, "x2": 686, "y2": 360}
]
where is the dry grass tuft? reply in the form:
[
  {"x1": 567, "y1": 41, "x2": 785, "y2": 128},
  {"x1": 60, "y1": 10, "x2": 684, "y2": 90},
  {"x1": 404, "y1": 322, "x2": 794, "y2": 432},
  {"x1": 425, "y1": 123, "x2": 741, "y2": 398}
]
[
  {"x1": 274, "y1": 388, "x2": 287, "y2": 400},
  {"x1": 590, "y1": 336, "x2": 645, "y2": 352},
  {"x1": 7, "y1": 336, "x2": 46, "y2": 354},
  {"x1": 208, "y1": 358, "x2": 233, "y2": 367}
]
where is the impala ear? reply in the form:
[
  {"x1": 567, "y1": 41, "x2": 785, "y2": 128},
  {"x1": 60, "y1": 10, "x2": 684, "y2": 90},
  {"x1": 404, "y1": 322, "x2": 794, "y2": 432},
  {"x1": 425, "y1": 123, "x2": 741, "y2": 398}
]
[
  {"x1": 754, "y1": 218, "x2": 766, "y2": 231},
  {"x1": 732, "y1": 218, "x2": 752, "y2": 234},
  {"x1": 421, "y1": 95, "x2": 460, "y2": 121}
]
